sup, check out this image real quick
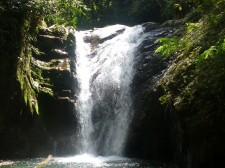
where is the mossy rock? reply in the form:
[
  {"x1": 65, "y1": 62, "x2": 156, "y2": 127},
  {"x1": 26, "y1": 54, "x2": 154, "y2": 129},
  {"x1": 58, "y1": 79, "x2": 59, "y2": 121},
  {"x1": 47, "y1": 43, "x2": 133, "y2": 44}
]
[
  {"x1": 36, "y1": 35, "x2": 64, "y2": 51},
  {"x1": 32, "y1": 49, "x2": 69, "y2": 61},
  {"x1": 38, "y1": 25, "x2": 67, "y2": 39}
]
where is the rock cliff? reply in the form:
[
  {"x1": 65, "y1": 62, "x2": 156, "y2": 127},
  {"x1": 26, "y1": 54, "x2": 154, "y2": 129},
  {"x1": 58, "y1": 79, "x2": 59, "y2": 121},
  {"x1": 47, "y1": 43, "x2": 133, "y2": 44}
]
[
  {"x1": 31, "y1": 25, "x2": 78, "y2": 156},
  {"x1": 0, "y1": 14, "x2": 78, "y2": 157},
  {"x1": 125, "y1": 23, "x2": 177, "y2": 161}
]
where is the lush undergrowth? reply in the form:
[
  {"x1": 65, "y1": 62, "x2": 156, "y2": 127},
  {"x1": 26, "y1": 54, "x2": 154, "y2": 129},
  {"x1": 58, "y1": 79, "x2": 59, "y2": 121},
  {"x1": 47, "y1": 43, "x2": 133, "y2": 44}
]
[
  {"x1": 156, "y1": 0, "x2": 225, "y2": 166},
  {"x1": 158, "y1": 0, "x2": 225, "y2": 107}
]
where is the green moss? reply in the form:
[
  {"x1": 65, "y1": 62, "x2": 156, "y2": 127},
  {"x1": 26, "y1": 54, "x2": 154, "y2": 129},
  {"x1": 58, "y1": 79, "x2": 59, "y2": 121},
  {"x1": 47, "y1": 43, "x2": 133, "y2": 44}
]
[
  {"x1": 31, "y1": 62, "x2": 54, "y2": 96},
  {"x1": 49, "y1": 24, "x2": 67, "y2": 39},
  {"x1": 17, "y1": 56, "x2": 39, "y2": 114},
  {"x1": 16, "y1": 14, "x2": 41, "y2": 115},
  {"x1": 40, "y1": 87, "x2": 54, "y2": 96},
  {"x1": 159, "y1": 93, "x2": 172, "y2": 105},
  {"x1": 32, "y1": 46, "x2": 44, "y2": 56}
]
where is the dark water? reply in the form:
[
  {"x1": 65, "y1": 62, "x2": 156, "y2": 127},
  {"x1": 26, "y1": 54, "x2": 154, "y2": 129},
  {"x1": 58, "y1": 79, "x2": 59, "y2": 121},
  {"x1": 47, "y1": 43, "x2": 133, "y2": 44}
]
[{"x1": 1, "y1": 154, "x2": 176, "y2": 168}]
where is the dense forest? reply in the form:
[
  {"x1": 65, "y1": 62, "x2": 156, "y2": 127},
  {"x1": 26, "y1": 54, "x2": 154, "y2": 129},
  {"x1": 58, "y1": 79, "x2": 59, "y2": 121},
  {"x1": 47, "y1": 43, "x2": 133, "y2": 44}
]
[
  {"x1": 1, "y1": 0, "x2": 225, "y2": 168},
  {"x1": 0, "y1": 0, "x2": 194, "y2": 29}
]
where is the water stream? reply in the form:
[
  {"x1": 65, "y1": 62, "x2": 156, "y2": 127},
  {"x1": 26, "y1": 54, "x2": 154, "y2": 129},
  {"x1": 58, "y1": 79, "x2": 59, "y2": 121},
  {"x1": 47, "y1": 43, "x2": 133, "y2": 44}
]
[
  {"x1": 75, "y1": 30, "x2": 94, "y2": 153},
  {"x1": 75, "y1": 25, "x2": 144, "y2": 155}
]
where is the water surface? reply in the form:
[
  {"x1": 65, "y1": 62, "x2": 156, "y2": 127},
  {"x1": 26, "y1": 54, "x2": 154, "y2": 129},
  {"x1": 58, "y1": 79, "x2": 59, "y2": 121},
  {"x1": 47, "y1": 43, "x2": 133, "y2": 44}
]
[{"x1": 2, "y1": 154, "x2": 176, "y2": 168}]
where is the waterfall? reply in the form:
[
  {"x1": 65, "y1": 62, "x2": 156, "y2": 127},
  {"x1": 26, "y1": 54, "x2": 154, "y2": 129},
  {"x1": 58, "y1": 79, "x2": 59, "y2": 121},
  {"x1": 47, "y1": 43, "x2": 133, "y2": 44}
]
[
  {"x1": 75, "y1": 31, "x2": 94, "y2": 153},
  {"x1": 75, "y1": 25, "x2": 144, "y2": 156}
]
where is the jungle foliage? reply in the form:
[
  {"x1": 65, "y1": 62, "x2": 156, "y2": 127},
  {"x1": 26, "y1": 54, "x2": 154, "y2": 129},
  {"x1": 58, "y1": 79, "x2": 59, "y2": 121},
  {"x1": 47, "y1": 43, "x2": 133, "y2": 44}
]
[
  {"x1": 77, "y1": 0, "x2": 195, "y2": 28},
  {"x1": 155, "y1": 2, "x2": 225, "y2": 165},
  {"x1": 156, "y1": 0, "x2": 225, "y2": 108},
  {"x1": 0, "y1": 0, "x2": 88, "y2": 28},
  {"x1": 0, "y1": 0, "x2": 197, "y2": 29}
]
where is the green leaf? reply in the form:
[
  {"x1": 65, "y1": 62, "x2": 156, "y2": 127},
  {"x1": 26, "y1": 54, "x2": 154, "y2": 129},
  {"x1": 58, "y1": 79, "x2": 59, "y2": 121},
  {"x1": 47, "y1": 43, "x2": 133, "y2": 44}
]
[{"x1": 155, "y1": 37, "x2": 179, "y2": 57}]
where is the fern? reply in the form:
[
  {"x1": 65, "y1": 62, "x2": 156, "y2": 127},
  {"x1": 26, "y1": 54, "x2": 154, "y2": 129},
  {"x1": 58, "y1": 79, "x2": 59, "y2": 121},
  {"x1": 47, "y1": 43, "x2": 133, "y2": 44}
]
[
  {"x1": 155, "y1": 37, "x2": 180, "y2": 57},
  {"x1": 199, "y1": 46, "x2": 216, "y2": 60}
]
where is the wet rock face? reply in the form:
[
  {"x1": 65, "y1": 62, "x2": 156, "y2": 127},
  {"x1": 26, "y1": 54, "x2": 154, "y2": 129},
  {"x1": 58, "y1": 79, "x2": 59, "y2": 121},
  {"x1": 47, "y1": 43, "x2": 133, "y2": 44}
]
[
  {"x1": 31, "y1": 25, "x2": 78, "y2": 156},
  {"x1": 125, "y1": 23, "x2": 176, "y2": 161}
]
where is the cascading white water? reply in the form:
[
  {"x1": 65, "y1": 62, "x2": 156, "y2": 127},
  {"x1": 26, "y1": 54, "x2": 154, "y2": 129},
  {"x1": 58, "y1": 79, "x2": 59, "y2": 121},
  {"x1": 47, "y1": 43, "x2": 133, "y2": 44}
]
[
  {"x1": 75, "y1": 31, "x2": 94, "y2": 153},
  {"x1": 75, "y1": 25, "x2": 145, "y2": 155}
]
